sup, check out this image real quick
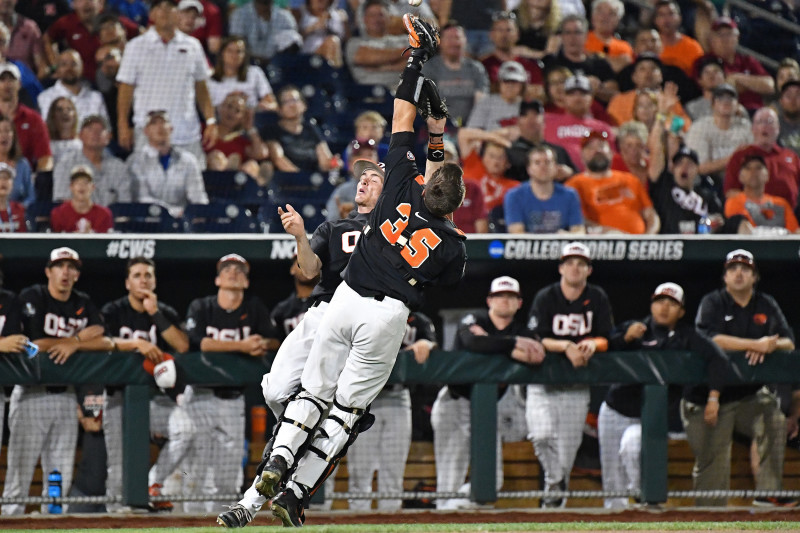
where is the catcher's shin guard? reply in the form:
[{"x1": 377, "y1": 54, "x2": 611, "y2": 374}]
[
  {"x1": 270, "y1": 389, "x2": 327, "y2": 467},
  {"x1": 293, "y1": 400, "x2": 375, "y2": 492}
]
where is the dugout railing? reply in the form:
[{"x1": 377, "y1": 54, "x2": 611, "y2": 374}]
[{"x1": 1, "y1": 348, "x2": 799, "y2": 508}]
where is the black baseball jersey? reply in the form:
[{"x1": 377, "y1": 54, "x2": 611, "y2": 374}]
[
  {"x1": 270, "y1": 292, "x2": 313, "y2": 340},
  {"x1": 185, "y1": 294, "x2": 278, "y2": 350},
  {"x1": 606, "y1": 317, "x2": 727, "y2": 418},
  {"x1": 690, "y1": 288, "x2": 795, "y2": 404},
  {"x1": 19, "y1": 284, "x2": 103, "y2": 339},
  {"x1": 449, "y1": 308, "x2": 537, "y2": 398},
  {"x1": 528, "y1": 282, "x2": 614, "y2": 343},
  {"x1": 650, "y1": 171, "x2": 722, "y2": 235},
  {"x1": 101, "y1": 296, "x2": 183, "y2": 351},
  {"x1": 0, "y1": 289, "x2": 22, "y2": 336},
  {"x1": 309, "y1": 211, "x2": 370, "y2": 303},
  {"x1": 344, "y1": 131, "x2": 467, "y2": 310}
]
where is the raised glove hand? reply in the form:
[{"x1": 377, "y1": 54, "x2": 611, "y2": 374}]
[{"x1": 417, "y1": 78, "x2": 449, "y2": 120}]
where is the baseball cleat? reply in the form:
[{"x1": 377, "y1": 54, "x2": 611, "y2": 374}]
[
  {"x1": 255, "y1": 455, "x2": 288, "y2": 499},
  {"x1": 217, "y1": 503, "x2": 253, "y2": 528},
  {"x1": 147, "y1": 483, "x2": 173, "y2": 512},
  {"x1": 271, "y1": 489, "x2": 305, "y2": 527},
  {"x1": 402, "y1": 14, "x2": 440, "y2": 61}
]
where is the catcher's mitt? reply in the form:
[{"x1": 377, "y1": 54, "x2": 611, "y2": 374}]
[{"x1": 417, "y1": 78, "x2": 449, "y2": 120}]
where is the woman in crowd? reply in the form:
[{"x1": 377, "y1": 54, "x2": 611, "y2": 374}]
[
  {"x1": 208, "y1": 36, "x2": 276, "y2": 111},
  {"x1": 0, "y1": 114, "x2": 35, "y2": 208},
  {"x1": 612, "y1": 121, "x2": 649, "y2": 184},
  {"x1": 46, "y1": 97, "x2": 82, "y2": 164},
  {"x1": 513, "y1": 0, "x2": 561, "y2": 58},
  {"x1": 206, "y1": 92, "x2": 271, "y2": 185},
  {"x1": 296, "y1": 0, "x2": 348, "y2": 68},
  {"x1": 264, "y1": 85, "x2": 337, "y2": 173}
]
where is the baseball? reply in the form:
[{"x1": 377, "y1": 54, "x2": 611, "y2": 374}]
[{"x1": 408, "y1": 0, "x2": 422, "y2": 5}]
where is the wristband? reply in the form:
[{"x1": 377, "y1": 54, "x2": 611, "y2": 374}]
[
  {"x1": 707, "y1": 396, "x2": 719, "y2": 403},
  {"x1": 151, "y1": 310, "x2": 173, "y2": 332},
  {"x1": 428, "y1": 133, "x2": 444, "y2": 162}
]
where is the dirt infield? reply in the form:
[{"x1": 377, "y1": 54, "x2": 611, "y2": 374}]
[{"x1": 1, "y1": 508, "x2": 798, "y2": 529}]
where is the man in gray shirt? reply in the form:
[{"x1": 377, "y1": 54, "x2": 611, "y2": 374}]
[
  {"x1": 345, "y1": 0, "x2": 407, "y2": 89},
  {"x1": 229, "y1": 0, "x2": 301, "y2": 62},
  {"x1": 423, "y1": 22, "x2": 489, "y2": 126},
  {"x1": 53, "y1": 116, "x2": 128, "y2": 206},
  {"x1": 127, "y1": 110, "x2": 208, "y2": 216}
]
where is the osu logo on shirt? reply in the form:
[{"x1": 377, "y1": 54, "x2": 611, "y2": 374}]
[
  {"x1": 206, "y1": 326, "x2": 252, "y2": 341},
  {"x1": 552, "y1": 312, "x2": 593, "y2": 336},
  {"x1": 119, "y1": 325, "x2": 158, "y2": 344},
  {"x1": 43, "y1": 313, "x2": 89, "y2": 337}
]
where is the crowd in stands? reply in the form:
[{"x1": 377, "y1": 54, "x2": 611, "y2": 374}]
[{"x1": 0, "y1": 0, "x2": 797, "y2": 236}]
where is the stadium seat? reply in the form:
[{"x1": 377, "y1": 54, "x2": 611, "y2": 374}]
[
  {"x1": 109, "y1": 203, "x2": 182, "y2": 233},
  {"x1": 259, "y1": 195, "x2": 328, "y2": 234},
  {"x1": 487, "y1": 205, "x2": 507, "y2": 233},
  {"x1": 183, "y1": 203, "x2": 260, "y2": 233},
  {"x1": 266, "y1": 53, "x2": 344, "y2": 94},
  {"x1": 202, "y1": 170, "x2": 267, "y2": 207},
  {"x1": 25, "y1": 201, "x2": 59, "y2": 232},
  {"x1": 268, "y1": 170, "x2": 337, "y2": 199}
]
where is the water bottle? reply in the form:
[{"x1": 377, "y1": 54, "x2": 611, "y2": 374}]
[
  {"x1": 47, "y1": 470, "x2": 62, "y2": 514},
  {"x1": 23, "y1": 340, "x2": 39, "y2": 358},
  {"x1": 697, "y1": 216, "x2": 712, "y2": 234}
]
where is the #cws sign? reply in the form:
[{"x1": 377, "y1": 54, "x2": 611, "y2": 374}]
[{"x1": 489, "y1": 239, "x2": 685, "y2": 261}]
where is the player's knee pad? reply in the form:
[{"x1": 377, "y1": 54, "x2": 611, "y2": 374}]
[
  {"x1": 271, "y1": 389, "x2": 327, "y2": 463},
  {"x1": 262, "y1": 374, "x2": 297, "y2": 419}
]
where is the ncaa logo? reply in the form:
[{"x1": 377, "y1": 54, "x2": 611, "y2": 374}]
[{"x1": 488, "y1": 240, "x2": 505, "y2": 259}]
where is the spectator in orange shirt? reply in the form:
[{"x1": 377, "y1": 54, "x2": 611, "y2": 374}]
[
  {"x1": 724, "y1": 154, "x2": 799, "y2": 234},
  {"x1": 566, "y1": 130, "x2": 660, "y2": 233},
  {"x1": 584, "y1": 0, "x2": 633, "y2": 72},
  {"x1": 652, "y1": 0, "x2": 704, "y2": 78},
  {"x1": 457, "y1": 128, "x2": 519, "y2": 212}
]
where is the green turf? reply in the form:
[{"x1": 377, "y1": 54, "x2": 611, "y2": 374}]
[{"x1": 2, "y1": 523, "x2": 799, "y2": 532}]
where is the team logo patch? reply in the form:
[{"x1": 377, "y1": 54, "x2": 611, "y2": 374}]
[
  {"x1": 753, "y1": 313, "x2": 768, "y2": 325},
  {"x1": 462, "y1": 314, "x2": 476, "y2": 326},
  {"x1": 185, "y1": 317, "x2": 196, "y2": 330},
  {"x1": 23, "y1": 302, "x2": 36, "y2": 317},
  {"x1": 528, "y1": 316, "x2": 537, "y2": 330},
  {"x1": 407, "y1": 151, "x2": 415, "y2": 161}
]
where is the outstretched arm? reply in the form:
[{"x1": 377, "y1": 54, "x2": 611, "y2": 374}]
[
  {"x1": 392, "y1": 97, "x2": 417, "y2": 135},
  {"x1": 425, "y1": 116, "x2": 446, "y2": 183}
]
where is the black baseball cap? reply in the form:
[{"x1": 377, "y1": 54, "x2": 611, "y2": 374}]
[
  {"x1": 672, "y1": 146, "x2": 699, "y2": 165},
  {"x1": 781, "y1": 79, "x2": 800, "y2": 95},
  {"x1": 712, "y1": 83, "x2": 738, "y2": 100},
  {"x1": 519, "y1": 99, "x2": 544, "y2": 115},
  {"x1": 632, "y1": 52, "x2": 662, "y2": 69}
]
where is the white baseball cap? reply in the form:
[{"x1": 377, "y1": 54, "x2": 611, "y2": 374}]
[
  {"x1": 560, "y1": 242, "x2": 591, "y2": 263},
  {"x1": 489, "y1": 276, "x2": 521, "y2": 296},
  {"x1": 154, "y1": 359, "x2": 178, "y2": 388},
  {"x1": 724, "y1": 249, "x2": 755, "y2": 269},
  {"x1": 48, "y1": 247, "x2": 82, "y2": 268},
  {"x1": 652, "y1": 282, "x2": 684, "y2": 305},
  {"x1": 498, "y1": 61, "x2": 528, "y2": 83},
  {"x1": 0, "y1": 62, "x2": 21, "y2": 80},
  {"x1": 217, "y1": 253, "x2": 250, "y2": 274},
  {"x1": 0, "y1": 161, "x2": 16, "y2": 178},
  {"x1": 177, "y1": 0, "x2": 203, "y2": 12}
]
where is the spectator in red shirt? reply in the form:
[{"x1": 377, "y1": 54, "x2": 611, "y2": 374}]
[
  {"x1": 480, "y1": 11, "x2": 544, "y2": 100},
  {"x1": 0, "y1": 62, "x2": 53, "y2": 171},
  {"x1": 0, "y1": 0, "x2": 48, "y2": 79},
  {"x1": 543, "y1": 74, "x2": 616, "y2": 171},
  {"x1": 723, "y1": 107, "x2": 800, "y2": 210},
  {"x1": 206, "y1": 92, "x2": 270, "y2": 185},
  {"x1": 178, "y1": 0, "x2": 223, "y2": 55},
  {"x1": 695, "y1": 17, "x2": 774, "y2": 114},
  {"x1": 44, "y1": 0, "x2": 140, "y2": 81},
  {"x1": 50, "y1": 165, "x2": 113, "y2": 233},
  {"x1": 0, "y1": 162, "x2": 26, "y2": 232}
]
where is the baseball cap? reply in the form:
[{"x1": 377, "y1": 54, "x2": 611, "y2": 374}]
[
  {"x1": 48, "y1": 247, "x2": 82, "y2": 268},
  {"x1": 580, "y1": 129, "x2": 610, "y2": 148},
  {"x1": 151, "y1": 0, "x2": 179, "y2": 7},
  {"x1": 560, "y1": 242, "x2": 591, "y2": 263},
  {"x1": 0, "y1": 161, "x2": 16, "y2": 178},
  {"x1": 672, "y1": 145, "x2": 699, "y2": 165},
  {"x1": 632, "y1": 52, "x2": 662, "y2": 68},
  {"x1": 519, "y1": 99, "x2": 544, "y2": 115},
  {"x1": 652, "y1": 282, "x2": 685, "y2": 305},
  {"x1": 489, "y1": 276, "x2": 521, "y2": 296},
  {"x1": 498, "y1": 61, "x2": 528, "y2": 83},
  {"x1": 145, "y1": 109, "x2": 170, "y2": 126},
  {"x1": 70, "y1": 165, "x2": 94, "y2": 181},
  {"x1": 724, "y1": 249, "x2": 755, "y2": 269},
  {"x1": 352, "y1": 159, "x2": 386, "y2": 181},
  {"x1": 711, "y1": 16, "x2": 737, "y2": 31},
  {"x1": 712, "y1": 83, "x2": 738, "y2": 100},
  {"x1": 177, "y1": 0, "x2": 203, "y2": 12},
  {"x1": 564, "y1": 74, "x2": 591, "y2": 93},
  {"x1": 694, "y1": 55, "x2": 724, "y2": 80},
  {"x1": 0, "y1": 62, "x2": 21, "y2": 80},
  {"x1": 217, "y1": 253, "x2": 250, "y2": 274},
  {"x1": 781, "y1": 79, "x2": 800, "y2": 94}
]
